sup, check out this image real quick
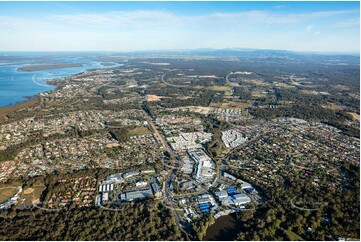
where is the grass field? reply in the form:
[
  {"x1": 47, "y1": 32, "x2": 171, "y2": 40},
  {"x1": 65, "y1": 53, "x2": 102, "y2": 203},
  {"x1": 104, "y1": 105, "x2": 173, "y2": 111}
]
[
  {"x1": 251, "y1": 90, "x2": 268, "y2": 98},
  {"x1": 243, "y1": 79, "x2": 269, "y2": 86},
  {"x1": 274, "y1": 82, "x2": 296, "y2": 89},
  {"x1": 210, "y1": 101, "x2": 251, "y2": 110},
  {"x1": 0, "y1": 98, "x2": 38, "y2": 119},
  {"x1": 0, "y1": 187, "x2": 18, "y2": 203},
  {"x1": 283, "y1": 229, "x2": 304, "y2": 241},
  {"x1": 19, "y1": 185, "x2": 46, "y2": 207},
  {"x1": 128, "y1": 126, "x2": 151, "y2": 136},
  {"x1": 300, "y1": 90, "x2": 313, "y2": 95},
  {"x1": 208, "y1": 86, "x2": 232, "y2": 91}
]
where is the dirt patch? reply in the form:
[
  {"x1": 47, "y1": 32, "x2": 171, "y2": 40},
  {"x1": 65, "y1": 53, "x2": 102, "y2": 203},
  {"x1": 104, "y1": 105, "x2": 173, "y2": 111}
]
[
  {"x1": 23, "y1": 188, "x2": 34, "y2": 195},
  {"x1": 146, "y1": 95, "x2": 169, "y2": 102},
  {"x1": 332, "y1": 85, "x2": 350, "y2": 91},
  {"x1": 211, "y1": 101, "x2": 251, "y2": 110},
  {"x1": 321, "y1": 103, "x2": 346, "y2": 111},
  {"x1": 347, "y1": 112, "x2": 360, "y2": 121},
  {"x1": 170, "y1": 106, "x2": 213, "y2": 115},
  {"x1": 176, "y1": 96, "x2": 192, "y2": 100}
]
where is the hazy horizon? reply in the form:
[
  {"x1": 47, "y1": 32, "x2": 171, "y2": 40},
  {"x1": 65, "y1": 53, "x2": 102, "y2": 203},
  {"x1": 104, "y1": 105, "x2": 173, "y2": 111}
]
[
  {"x1": 0, "y1": 48, "x2": 360, "y2": 55},
  {"x1": 0, "y1": 1, "x2": 360, "y2": 52}
]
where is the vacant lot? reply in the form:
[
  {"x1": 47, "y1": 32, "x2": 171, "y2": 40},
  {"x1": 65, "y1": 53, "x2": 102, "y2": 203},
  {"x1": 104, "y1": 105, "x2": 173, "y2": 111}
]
[
  {"x1": 243, "y1": 79, "x2": 269, "y2": 86},
  {"x1": 170, "y1": 106, "x2": 213, "y2": 115},
  {"x1": 146, "y1": 95, "x2": 162, "y2": 101},
  {"x1": 347, "y1": 112, "x2": 360, "y2": 121},
  {"x1": 128, "y1": 127, "x2": 151, "y2": 136},
  {"x1": 210, "y1": 100, "x2": 251, "y2": 110},
  {"x1": 18, "y1": 185, "x2": 46, "y2": 208},
  {"x1": 0, "y1": 98, "x2": 38, "y2": 120},
  {"x1": 0, "y1": 187, "x2": 17, "y2": 203},
  {"x1": 208, "y1": 86, "x2": 232, "y2": 91},
  {"x1": 321, "y1": 103, "x2": 346, "y2": 111},
  {"x1": 274, "y1": 82, "x2": 296, "y2": 89}
]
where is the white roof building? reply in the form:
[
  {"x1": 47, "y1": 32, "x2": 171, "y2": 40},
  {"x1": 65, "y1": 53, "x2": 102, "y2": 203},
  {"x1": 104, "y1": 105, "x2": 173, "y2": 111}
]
[
  {"x1": 232, "y1": 193, "x2": 251, "y2": 205},
  {"x1": 215, "y1": 190, "x2": 229, "y2": 199},
  {"x1": 102, "y1": 192, "x2": 109, "y2": 201}
]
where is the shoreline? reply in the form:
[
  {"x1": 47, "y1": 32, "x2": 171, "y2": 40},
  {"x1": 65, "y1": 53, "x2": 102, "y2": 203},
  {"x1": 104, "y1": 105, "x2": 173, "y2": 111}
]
[
  {"x1": 0, "y1": 79, "x2": 58, "y2": 110},
  {"x1": 204, "y1": 212, "x2": 241, "y2": 241},
  {"x1": 0, "y1": 64, "x2": 113, "y2": 111},
  {"x1": 0, "y1": 69, "x2": 88, "y2": 120}
]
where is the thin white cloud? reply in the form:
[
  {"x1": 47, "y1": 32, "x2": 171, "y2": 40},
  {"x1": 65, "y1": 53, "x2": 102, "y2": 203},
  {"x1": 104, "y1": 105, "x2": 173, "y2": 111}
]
[
  {"x1": 51, "y1": 10, "x2": 181, "y2": 29},
  {"x1": 333, "y1": 18, "x2": 360, "y2": 28},
  {"x1": 49, "y1": 9, "x2": 359, "y2": 29},
  {"x1": 0, "y1": 15, "x2": 53, "y2": 29},
  {"x1": 306, "y1": 25, "x2": 314, "y2": 31},
  {"x1": 0, "y1": 8, "x2": 359, "y2": 52}
]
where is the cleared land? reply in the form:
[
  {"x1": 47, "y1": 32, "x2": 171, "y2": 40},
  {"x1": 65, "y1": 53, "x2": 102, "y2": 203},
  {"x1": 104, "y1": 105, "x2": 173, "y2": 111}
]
[
  {"x1": 347, "y1": 112, "x2": 360, "y2": 121},
  {"x1": 18, "y1": 185, "x2": 46, "y2": 208},
  {"x1": 283, "y1": 229, "x2": 304, "y2": 241},
  {"x1": 243, "y1": 79, "x2": 268, "y2": 86},
  {"x1": 332, "y1": 85, "x2": 350, "y2": 91},
  {"x1": 0, "y1": 98, "x2": 39, "y2": 120},
  {"x1": 274, "y1": 82, "x2": 296, "y2": 89},
  {"x1": 128, "y1": 127, "x2": 151, "y2": 136},
  {"x1": 23, "y1": 188, "x2": 34, "y2": 195},
  {"x1": 211, "y1": 100, "x2": 251, "y2": 110},
  {"x1": 321, "y1": 103, "x2": 346, "y2": 111},
  {"x1": 146, "y1": 95, "x2": 163, "y2": 102},
  {"x1": 208, "y1": 86, "x2": 232, "y2": 91},
  {"x1": 0, "y1": 187, "x2": 17, "y2": 203},
  {"x1": 170, "y1": 106, "x2": 213, "y2": 115}
]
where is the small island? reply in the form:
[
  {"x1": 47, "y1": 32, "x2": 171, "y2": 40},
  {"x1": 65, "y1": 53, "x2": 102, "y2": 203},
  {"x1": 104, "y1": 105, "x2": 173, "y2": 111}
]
[
  {"x1": 18, "y1": 63, "x2": 85, "y2": 72},
  {"x1": 100, "y1": 62, "x2": 117, "y2": 66}
]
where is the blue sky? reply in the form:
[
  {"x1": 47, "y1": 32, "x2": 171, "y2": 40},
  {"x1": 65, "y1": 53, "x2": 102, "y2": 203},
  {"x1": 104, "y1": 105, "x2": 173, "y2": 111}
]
[{"x1": 0, "y1": 1, "x2": 359, "y2": 52}]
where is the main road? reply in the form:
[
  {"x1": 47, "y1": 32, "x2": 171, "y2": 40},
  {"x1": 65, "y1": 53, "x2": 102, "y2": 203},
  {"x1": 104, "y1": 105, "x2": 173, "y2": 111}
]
[
  {"x1": 225, "y1": 72, "x2": 239, "y2": 87},
  {"x1": 141, "y1": 100, "x2": 186, "y2": 236}
]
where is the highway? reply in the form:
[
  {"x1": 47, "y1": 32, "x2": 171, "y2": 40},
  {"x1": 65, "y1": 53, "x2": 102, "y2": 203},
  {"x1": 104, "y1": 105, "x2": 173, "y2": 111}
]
[
  {"x1": 225, "y1": 72, "x2": 239, "y2": 87},
  {"x1": 141, "y1": 100, "x2": 185, "y2": 235},
  {"x1": 161, "y1": 73, "x2": 188, "y2": 88}
]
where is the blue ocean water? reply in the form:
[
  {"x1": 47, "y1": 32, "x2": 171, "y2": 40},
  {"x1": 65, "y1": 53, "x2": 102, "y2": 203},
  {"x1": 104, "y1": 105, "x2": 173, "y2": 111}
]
[{"x1": 0, "y1": 53, "x2": 123, "y2": 107}]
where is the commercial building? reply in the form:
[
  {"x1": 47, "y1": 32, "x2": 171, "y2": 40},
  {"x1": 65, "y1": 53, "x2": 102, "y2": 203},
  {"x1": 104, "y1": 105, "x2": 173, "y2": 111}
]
[
  {"x1": 215, "y1": 190, "x2": 228, "y2": 199},
  {"x1": 136, "y1": 181, "x2": 147, "y2": 187},
  {"x1": 232, "y1": 193, "x2": 251, "y2": 205},
  {"x1": 215, "y1": 189, "x2": 251, "y2": 207},
  {"x1": 98, "y1": 183, "x2": 114, "y2": 192},
  {"x1": 122, "y1": 170, "x2": 140, "y2": 179},
  {"x1": 120, "y1": 189, "x2": 153, "y2": 201},
  {"x1": 223, "y1": 172, "x2": 237, "y2": 181},
  {"x1": 150, "y1": 182, "x2": 161, "y2": 197},
  {"x1": 105, "y1": 173, "x2": 122, "y2": 183},
  {"x1": 189, "y1": 150, "x2": 215, "y2": 180},
  {"x1": 102, "y1": 192, "x2": 109, "y2": 202}
]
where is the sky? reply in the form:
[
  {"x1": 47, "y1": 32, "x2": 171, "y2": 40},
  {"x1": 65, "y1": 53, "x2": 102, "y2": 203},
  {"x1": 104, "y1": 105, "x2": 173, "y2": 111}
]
[{"x1": 0, "y1": 1, "x2": 359, "y2": 52}]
